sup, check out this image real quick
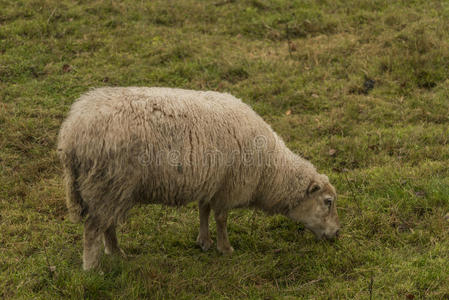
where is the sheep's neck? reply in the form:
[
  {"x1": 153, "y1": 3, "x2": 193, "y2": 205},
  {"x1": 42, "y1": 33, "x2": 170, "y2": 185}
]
[{"x1": 255, "y1": 152, "x2": 306, "y2": 215}]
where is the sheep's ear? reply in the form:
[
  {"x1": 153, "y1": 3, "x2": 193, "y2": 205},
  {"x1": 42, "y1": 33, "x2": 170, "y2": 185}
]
[{"x1": 308, "y1": 181, "x2": 321, "y2": 194}]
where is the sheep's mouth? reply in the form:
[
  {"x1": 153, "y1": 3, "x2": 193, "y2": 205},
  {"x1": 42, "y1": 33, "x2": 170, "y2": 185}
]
[
  {"x1": 300, "y1": 224, "x2": 338, "y2": 241},
  {"x1": 323, "y1": 234, "x2": 337, "y2": 242},
  {"x1": 309, "y1": 230, "x2": 337, "y2": 242},
  {"x1": 321, "y1": 231, "x2": 340, "y2": 242}
]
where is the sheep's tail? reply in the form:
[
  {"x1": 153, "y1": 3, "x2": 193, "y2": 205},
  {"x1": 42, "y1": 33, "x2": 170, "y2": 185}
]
[{"x1": 59, "y1": 150, "x2": 87, "y2": 223}]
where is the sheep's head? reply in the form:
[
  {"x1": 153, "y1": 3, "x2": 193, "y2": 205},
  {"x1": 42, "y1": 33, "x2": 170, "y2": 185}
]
[{"x1": 287, "y1": 174, "x2": 340, "y2": 240}]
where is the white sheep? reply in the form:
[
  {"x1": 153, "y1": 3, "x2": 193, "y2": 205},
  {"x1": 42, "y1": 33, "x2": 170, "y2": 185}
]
[{"x1": 57, "y1": 87, "x2": 340, "y2": 270}]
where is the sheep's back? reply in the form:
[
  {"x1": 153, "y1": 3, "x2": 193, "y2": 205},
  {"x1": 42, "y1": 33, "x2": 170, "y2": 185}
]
[{"x1": 58, "y1": 87, "x2": 278, "y2": 206}]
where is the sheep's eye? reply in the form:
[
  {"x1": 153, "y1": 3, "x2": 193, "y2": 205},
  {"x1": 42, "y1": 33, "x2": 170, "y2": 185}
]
[{"x1": 324, "y1": 198, "x2": 333, "y2": 207}]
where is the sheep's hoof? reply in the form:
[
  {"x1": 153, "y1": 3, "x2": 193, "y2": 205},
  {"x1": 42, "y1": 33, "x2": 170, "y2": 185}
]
[
  {"x1": 105, "y1": 247, "x2": 128, "y2": 258},
  {"x1": 217, "y1": 245, "x2": 234, "y2": 255},
  {"x1": 119, "y1": 248, "x2": 128, "y2": 258},
  {"x1": 196, "y1": 234, "x2": 213, "y2": 251},
  {"x1": 83, "y1": 259, "x2": 100, "y2": 271}
]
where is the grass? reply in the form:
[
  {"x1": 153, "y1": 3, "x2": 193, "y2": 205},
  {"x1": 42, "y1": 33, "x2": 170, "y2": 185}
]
[{"x1": 1, "y1": 0, "x2": 449, "y2": 298}]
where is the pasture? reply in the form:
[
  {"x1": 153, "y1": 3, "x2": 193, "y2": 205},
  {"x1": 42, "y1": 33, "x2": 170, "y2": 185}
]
[{"x1": 1, "y1": 0, "x2": 449, "y2": 298}]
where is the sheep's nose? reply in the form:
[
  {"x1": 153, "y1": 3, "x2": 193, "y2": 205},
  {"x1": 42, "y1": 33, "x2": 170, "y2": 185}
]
[{"x1": 335, "y1": 229, "x2": 340, "y2": 238}]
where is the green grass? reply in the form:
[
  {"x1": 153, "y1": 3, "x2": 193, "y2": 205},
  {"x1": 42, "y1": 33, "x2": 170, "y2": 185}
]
[{"x1": 1, "y1": 0, "x2": 449, "y2": 298}]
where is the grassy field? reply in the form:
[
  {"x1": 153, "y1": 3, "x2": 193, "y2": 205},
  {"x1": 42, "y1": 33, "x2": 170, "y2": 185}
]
[{"x1": 1, "y1": 0, "x2": 449, "y2": 298}]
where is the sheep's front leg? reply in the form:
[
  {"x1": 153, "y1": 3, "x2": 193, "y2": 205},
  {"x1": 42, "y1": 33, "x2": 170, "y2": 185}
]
[
  {"x1": 196, "y1": 201, "x2": 213, "y2": 251},
  {"x1": 103, "y1": 224, "x2": 126, "y2": 257},
  {"x1": 214, "y1": 210, "x2": 234, "y2": 254},
  {"x1": 83, "y1": 217, "x2": 103, "y2": 270}
]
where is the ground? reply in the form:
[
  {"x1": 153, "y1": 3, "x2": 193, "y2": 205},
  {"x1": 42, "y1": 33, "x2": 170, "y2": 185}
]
[{"x1": 1, "y1": 0, "x2": 449, "y2": 298}]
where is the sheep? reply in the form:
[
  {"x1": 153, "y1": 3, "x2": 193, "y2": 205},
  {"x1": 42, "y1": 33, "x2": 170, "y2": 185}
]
[{"x1": 57, "y1": 87, "x2": 340, "y2": 270}]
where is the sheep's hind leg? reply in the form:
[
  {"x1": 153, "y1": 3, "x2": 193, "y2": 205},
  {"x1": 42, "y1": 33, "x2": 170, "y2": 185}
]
[
  {"x1": 214, "y1": 210, "x2": 234, "y2": 255},
  {"x1": 83, "y1": 216, "x2": 103, "y2": 270},
  {"x1": 196, "y1": 201, "x2": 213, "y2": 251},
  {"x1": 103, "y1": 223, "x2": 126, "y2": 257}
]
